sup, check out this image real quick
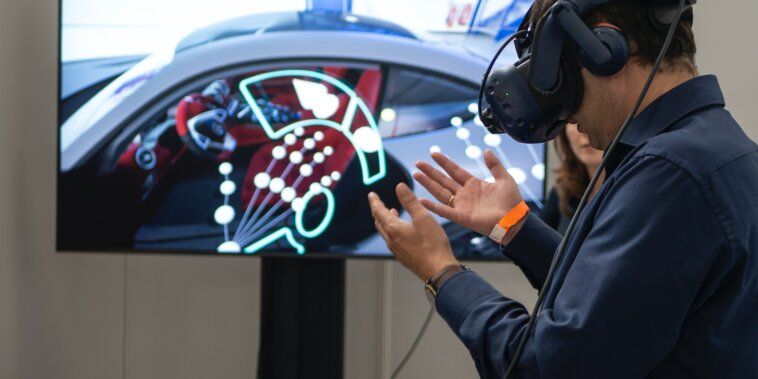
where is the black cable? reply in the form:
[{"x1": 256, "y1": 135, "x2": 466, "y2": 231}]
[
  {"x1": 502, "y1": 1, "x2": 687, "y2": 377},
  {"x1": 390, "y1": 305, "x2": 435, "y2": 379}
]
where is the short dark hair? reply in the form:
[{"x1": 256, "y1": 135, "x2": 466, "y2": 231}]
[{"x1": 529, "y1": 0, "x2": 697, "y2": 71}]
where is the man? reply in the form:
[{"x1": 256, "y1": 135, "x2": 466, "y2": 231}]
[{"x1": 368, "y1": 1, "x2": 758, "y2": 378}]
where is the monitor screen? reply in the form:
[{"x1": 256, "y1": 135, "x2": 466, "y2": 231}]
[{"x1": 58, "y1": 0, "x2": 543, "y2": 259}]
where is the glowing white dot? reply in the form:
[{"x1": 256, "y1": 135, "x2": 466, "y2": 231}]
[
  {"x1": 508, "y1": 167, "x2": 527, "y2": 185},
  {"x1": 468, "y1": 103, "x2": 479, "y2": 114},
  {"x1": 474, "y1": 116, "x2": 484, "y2": 126},
  {"x1": 456, "y1": 128, "x2": 470, "y2": 140},
  {"x1": 313, "y1": 152, "x2": 325, "y2": 163},
  {"x1": 309, "y1": 182, "x2": 323, "y2": 192},
  {"x1": 429, "y1": 145, "x2": 442, "y2": 154},
  {"x1": 323, "y1": 146, "x2": 334, "y2": 156},
  {"x1": 465, "y1": 145, "x2": 482, "y2": 159},
  {"x1": 289, "y1": 151, "x2": 304, "y2": 164},
  {"x1": 321, "y1": 176, "x2": 333, "y2": 187},
  {"x1": 269, "y1": 177, "x2": 285, "y2": 193},
  {"x1": 214, "y1": 205, "x2": 235, "y2": 225},
  {"x1": 284, "y1": 133, "x2": 297, "y2": 146},
  {"x1": 299, "y1": 165, "x2": 313, "y2": 177},
  {"x1": 254, "y1": 173, "x2": 271, "y2": 189},
  {"x1": 219, "y1": 180, "x2": 236, "y2": 195},
  {"x1": 353, "y1": 126, "x2": 382, "y2": 153},
  {"x1": 531, "y1": 163, "x2": 546, "y2": 180},
  {"x1": 217, "y1": 241, "x2": 241, "y2": 253},
  {"x1": 484, "y1": 134, "x2": 502, "y2": 147},
  {"x1": 272, "y1": 146, "x2": 286, "y2": 160},
  {"x1": 218, "y1": 162, "x2": 233, "y2": 175},
  {"x1": 314, "y1": 131, "x2": 324, "y2": 141},
  {"x1": 304, "y1": 138, "x2": 316, "y2": 150},
  {"x1": 281, "y1": 187, "x2": 297, "y2": 203},
  {"x1": 330, "y1": 171, "x2": 341, "y2": 181},
  {"x1": 294, "y1": 127, "x2": 305, "y2": 137},
  {"x1": 291, "y1": 198, "x2": 305, "y2": 212},
  {"x1": 380, "y1": 108, "x2": 396, "y2": 122},
  {"x1": 485, "y1": 176, "x2": 496, "y2": 183},
  {"x1": 450, "y1": 116, "x2": 463, "y2": 127}
]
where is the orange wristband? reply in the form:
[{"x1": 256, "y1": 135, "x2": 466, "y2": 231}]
[{"x1": 488, "y1": 200, "x2": 530, "y2": 243}]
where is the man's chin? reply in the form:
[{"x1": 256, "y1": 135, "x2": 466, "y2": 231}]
[{"x1": 585, "y1": 133, "x2": 604, "y2": 150}]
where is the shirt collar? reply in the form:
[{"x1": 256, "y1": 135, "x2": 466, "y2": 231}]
[{"x1": 619, "y1": 75, "x2": 725, "y2": 147}]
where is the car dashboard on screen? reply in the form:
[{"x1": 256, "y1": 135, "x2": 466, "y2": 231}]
[{"x1": 58, "y1": 6, "x2": 544, "y2": 259}]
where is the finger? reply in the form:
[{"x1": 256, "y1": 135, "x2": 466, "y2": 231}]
[
  {"x1": 390, "y1": 208, "x2": 400, "y2": 217},
  {"x1": 413, "y1": 171, "x2": 453, "y2": 204},
  {"x1": 484, "y1": 149, "x2": 509, "y2": 180},
  {"x1": 419, "y1": 198, "x2": 456, "y2": 221},
  {"x1": 368, "y1": 192, "x2": 396, "y2": 226},
  {"x1": 431, "y1": 152, "x2": 474, "y2": 185},
  {"x1": 395, "y1": 183, "x2": 428, "y2": 220},
  {"x1": 374, "y1": 220, "x2": 392, "y2": 243},
  {"x1": 416, "y1": 161, "x2": 460, "y2": 194}
]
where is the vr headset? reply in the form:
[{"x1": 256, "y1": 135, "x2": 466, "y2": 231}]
[{"x1": 479, "y1": 0, "x2": 696, "y2": 144}]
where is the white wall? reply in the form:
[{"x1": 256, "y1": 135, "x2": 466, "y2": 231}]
[{"x1": 0, "y1": 1, "x2": 756, "y2": 378}]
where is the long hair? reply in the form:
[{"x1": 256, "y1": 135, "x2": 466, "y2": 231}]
[{"x1": 554, "y1": 130, "x2": 591, "y2": 217}]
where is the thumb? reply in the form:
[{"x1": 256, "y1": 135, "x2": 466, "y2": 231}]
[{"x1": 396, "y1": 183, "x2": 427, "y2": 220}]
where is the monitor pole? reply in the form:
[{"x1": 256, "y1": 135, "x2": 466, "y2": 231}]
[{"x1": 257, "y1": 257, "x2": 345, "y2": 378}]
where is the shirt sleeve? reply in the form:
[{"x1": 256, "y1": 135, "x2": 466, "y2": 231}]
[
  {"x1": 501, "y1": 213, "x2": 562, "y2": 289},
  {"x1": 435, "y1": 156, "x2": 725, "y2": 379},
  {"x1": 540, "y1": 188, "x2": 562, "y2": 230}
]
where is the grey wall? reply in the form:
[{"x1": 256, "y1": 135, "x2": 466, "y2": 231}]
[{"x1": 0, "y1": 0, "x2": 756, "y2": 378}]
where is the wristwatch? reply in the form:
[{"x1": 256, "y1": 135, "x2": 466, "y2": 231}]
[{"x1": 424, "y1": 264, "x2": 469, "y2": 307}]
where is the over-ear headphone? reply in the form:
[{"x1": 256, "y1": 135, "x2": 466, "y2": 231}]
[
  {"x1": 578, "y1": 23, "x2": 629, "y2": 76},
  {"x1": 479, "y1": 0, "x2": 695, "y2": 144}
]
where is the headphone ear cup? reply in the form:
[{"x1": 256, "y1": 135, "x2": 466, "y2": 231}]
[{"x1": 579, "y1": 27, "x2": 629, "y2": 76}]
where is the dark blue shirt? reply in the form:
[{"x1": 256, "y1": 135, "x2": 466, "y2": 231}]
[{"x1": 436, "y1": 75, "x2": 758, "y2": 378}]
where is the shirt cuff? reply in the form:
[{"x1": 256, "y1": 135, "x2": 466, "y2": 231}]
[
  {"x1": 500, "y1": 213, "x2": 560, "y2": 289},
  {"x1": 435, "y1": 270, "x2": 501, "y2": 330}
]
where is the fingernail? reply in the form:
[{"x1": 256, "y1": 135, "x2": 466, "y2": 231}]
[{"x1": 368, "y1": 192, "x2": 375, "y2": 199}]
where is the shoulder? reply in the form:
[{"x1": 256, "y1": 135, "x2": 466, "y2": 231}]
[{"x1": 637, "y1": 106, "x2": 757, "y2": 183}]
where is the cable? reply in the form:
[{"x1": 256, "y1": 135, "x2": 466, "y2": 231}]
[
  {"x1": 502, "y1": 1, "x2": 687, "y2": 378},
  {"x1": 390, "y1": 305, "x2": 435, "y2": 379}
]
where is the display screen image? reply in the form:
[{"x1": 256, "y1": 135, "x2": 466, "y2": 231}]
[{"x1": 58, "y1": 1, "x2": 543, "y2": 259}]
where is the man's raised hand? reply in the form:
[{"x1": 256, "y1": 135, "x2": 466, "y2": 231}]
[
  {"x1": 413, "y1": 150, "x2": 523, "y2": 236},
  {"x1": 368, "y1": 183, "x2": 458, "y2": 281}
]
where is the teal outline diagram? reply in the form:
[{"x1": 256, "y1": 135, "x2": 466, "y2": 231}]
[{"x1": 216, "y1": 69, "x2": 387, "y2": 255}]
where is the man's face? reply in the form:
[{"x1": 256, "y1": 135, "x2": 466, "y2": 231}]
[{"x1": 569, "y1": 67, "x2": 630, "y2": 151}]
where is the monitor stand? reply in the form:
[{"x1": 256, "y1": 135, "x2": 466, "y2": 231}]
[{"x1": 257, "y1": 257, "x2": 345, "y2": 378}]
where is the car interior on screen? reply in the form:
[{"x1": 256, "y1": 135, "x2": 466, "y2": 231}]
[{"x1": 60, "y1": 63, "x2": 525, "y2": 257}]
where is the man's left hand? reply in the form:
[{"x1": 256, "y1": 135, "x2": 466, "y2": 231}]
[{"x1": 368, "y1": 183, "x2": 459, "y2": 281}]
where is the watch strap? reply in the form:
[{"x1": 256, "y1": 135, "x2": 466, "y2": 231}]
[{"x1": 425, "y1": 264, "x2": 469, "y2": 297}]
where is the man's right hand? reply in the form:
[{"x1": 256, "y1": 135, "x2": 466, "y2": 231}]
[{"x1": 413, "y1": 150, "x2": 524, "y2": 237}]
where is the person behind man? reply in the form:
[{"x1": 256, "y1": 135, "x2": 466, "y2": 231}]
[
  {"x1": 541, "y1": 123, "x2": 604, "y2": 234},
  {"x1": 368, "y1": 0, "x2": 758, "y2": 377}
]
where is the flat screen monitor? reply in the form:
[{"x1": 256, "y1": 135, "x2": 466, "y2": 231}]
[{"x1": 58, "y1": 1, "x2": 544, "y2": 259}]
